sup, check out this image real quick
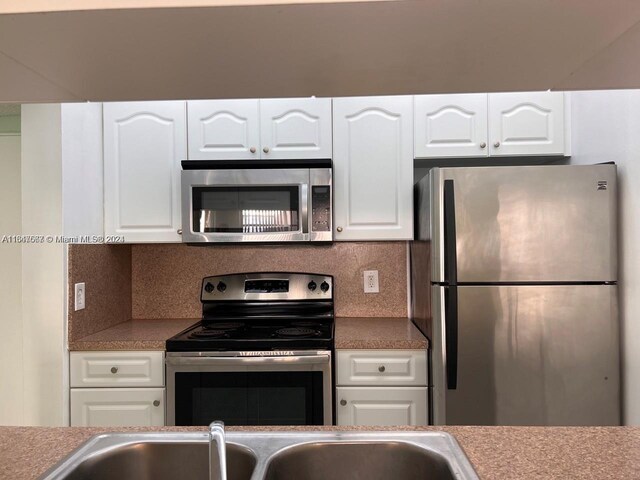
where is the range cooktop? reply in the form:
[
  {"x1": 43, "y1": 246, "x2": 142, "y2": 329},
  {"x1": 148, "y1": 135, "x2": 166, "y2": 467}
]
[{"x1": 166, "y1": 272, "x2": 335, "y2": 352}]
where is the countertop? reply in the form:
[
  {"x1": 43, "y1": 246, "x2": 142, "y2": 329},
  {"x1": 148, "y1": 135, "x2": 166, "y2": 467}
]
[
  {"x1": 68, "y1": 317, "x2": 428, "y2": 351},
  {"x1": 2, "y1": 425, "x2": 639, "y2": 479}
]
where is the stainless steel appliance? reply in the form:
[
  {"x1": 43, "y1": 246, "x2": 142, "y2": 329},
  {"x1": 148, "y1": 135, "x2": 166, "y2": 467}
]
[
  {"x1": 181, "y1": 160, "x2": 332, "y2": 243},
  {"x1": 166, "y1": 272, "x2": 334, "y2": 426},
  {"x1": 411, "y1": 164, "x2": 620, "y2": 426}
]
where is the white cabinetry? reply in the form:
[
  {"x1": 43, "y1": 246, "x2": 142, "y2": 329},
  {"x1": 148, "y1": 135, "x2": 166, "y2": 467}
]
[
  {"x1": 336, "y1": 349, "x2": 428, "y2": 426},
  {"x1": 332, "y1": 96, "x2": 414, "y2": 241},
  {"x1": 414, "y1": 92, "x2": 569, "y2": 158},
  {"x1": 488, "y1": 91, "x2": 566, "y2": 156},
  {"x1": 103, "y1": 101, "x2": 186, "y2": 243},
  {"x1": 187, "y1": 98, "x2": 332, "y2": 160},
  {"x1": 187, "y1": 99, "x2": 260, "y2": 160},
  {"x1": 414, "y1": 94, "x2": 488, "y2": 158},
  {"x1": 70, "y1": 351, "x2": 165, "y2": 427}
]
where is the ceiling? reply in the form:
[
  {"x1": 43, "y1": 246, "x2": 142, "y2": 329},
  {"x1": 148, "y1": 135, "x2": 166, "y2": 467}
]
[{"x1": 2, "y1": 0, "x2": 640, "y2": 103}]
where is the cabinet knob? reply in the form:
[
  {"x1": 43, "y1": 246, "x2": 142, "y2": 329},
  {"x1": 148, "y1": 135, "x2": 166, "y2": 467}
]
[
  {"x1": 479, "y1": 142, "x2": 487, "y2": 149},
  {"x1": 378, "y1": 365, "x2": 386, "y2": 373},
  {"x1": 110, "y1": 367, "x2": 118, "y2": 374},
  {"x1": 340, "y1": 399, "x2": 347, "y2": 406},
  {"x1": 250, "y1": 147, "x2": 257, "y2": 154},
  {"x1": 177, "y1": 229, "x2": 183, "y2": 235},
  {"x1": 263, "y1": 147, "x2": 270, "y2": 154},
  {"x1": 336, "y1": 227, "x2": 343, "y2": 233},
  {"x1": 153, "y1": 400, "x2": 160, "y2": 407},
  {"x1": 494, "y1": 141, "x2": 501, "y2": 148}
]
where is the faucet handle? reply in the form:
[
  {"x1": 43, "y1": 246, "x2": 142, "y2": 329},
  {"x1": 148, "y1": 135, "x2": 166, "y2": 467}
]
[{"x1": 209, "y1": 420, "x2": 227, "y2": 480}]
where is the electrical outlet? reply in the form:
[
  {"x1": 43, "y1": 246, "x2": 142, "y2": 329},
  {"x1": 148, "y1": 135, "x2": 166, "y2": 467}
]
[
  {"x1": 363, "y1": 270, "x2": 379, "y2": 293},
  {"x1": 74, "y1": 282, "x2": 86, "y2": 311}
]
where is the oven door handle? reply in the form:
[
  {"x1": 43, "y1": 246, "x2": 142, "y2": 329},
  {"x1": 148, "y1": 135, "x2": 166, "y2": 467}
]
[{"x1": 166, "y1": 354, "x2": 330, "y2": 367}]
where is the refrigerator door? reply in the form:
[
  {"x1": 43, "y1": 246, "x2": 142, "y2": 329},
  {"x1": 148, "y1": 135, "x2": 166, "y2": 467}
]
[
  {"x1": 431, "y1": 284, "x2": 620, "y2": 426},
  {"x1": 427, "y1": 164, "x2": 617, "y2": 283}
]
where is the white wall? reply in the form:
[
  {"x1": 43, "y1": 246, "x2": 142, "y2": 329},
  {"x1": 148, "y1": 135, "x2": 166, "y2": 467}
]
[
  {"x1": 570, "y1": 89, "x2": 640, "y2": 425},
  {"x1": 0, "y1": 134, "x2": 24, "y2": 425},
  {"x1": 20, "y1": 104, "x2": 66, "y2": 426}
]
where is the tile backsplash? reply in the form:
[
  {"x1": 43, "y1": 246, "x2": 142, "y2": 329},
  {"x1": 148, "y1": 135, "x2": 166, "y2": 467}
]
[
  {"x1": 68, "y1": 242, "x2": 408, "y2": 339},
  {"x1": 131, "y1": 242, "x2": 408, "y2": 319}
]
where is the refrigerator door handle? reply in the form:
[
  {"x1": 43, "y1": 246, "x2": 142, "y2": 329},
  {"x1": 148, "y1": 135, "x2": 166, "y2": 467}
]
[
  {"x1": 445, "y1": 286, "x2": 458, "y2": 390},
  {"x1": 443, "y1": 180, "x2": 458, "y2": 285}
]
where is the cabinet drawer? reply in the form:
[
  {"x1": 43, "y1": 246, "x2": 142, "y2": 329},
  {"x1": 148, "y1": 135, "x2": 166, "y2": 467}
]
[
  {"x1": 70, "y1": 388, "x2": 165, "y2": 427},
  {"x1": 70, "y1": 351, "x2": 164, "y2": 388},
  {"x1": 337, "y1": 350, "x2": 427, "y2": 386},
  {"x1": 336, "y1": 386, "x2": 428, "y2": 426}
]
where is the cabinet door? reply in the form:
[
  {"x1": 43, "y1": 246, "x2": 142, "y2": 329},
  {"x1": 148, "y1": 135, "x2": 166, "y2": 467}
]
[
  {"x1": 187, "y1": 99, "x2": 260, "y2": 160},
  {"x1": 70, "y1": 388, "x2": 165, "y2": 426},
  {"x1": 414, "y1": 94, "x2": 488, "y2": 158},
  {"x1": 104, "y1": 101, "x2": 185, "y2": 243},
  {"x1": 333, "y1": 96, "x2": 413, "y2": 240},
  {"x1": 259, "y1": 98, "x2": 332, "y2": 159},
  {"x1": 336, "y1": 387, "x2": 427, "y2": 426},
  {"x1": 488, "y1": 92, "x2": 566, "y2": 156}
]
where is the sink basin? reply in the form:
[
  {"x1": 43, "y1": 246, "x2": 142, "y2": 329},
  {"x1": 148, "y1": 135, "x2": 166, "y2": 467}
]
[
  {"x1": 263, "y1": 441, "x2": 457, "y2": 480},
  {"x1": 41, "y1": 431, "x2": 478, "y2": 480},
  {"x1": 61, "y1": 442, "x2": 256, "y2": 480}
]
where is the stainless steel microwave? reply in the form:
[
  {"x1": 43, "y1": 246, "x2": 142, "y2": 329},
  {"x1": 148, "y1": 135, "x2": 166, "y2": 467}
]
[{"x1": 181, "y1": 159, "x2": 332, "y2": 243}]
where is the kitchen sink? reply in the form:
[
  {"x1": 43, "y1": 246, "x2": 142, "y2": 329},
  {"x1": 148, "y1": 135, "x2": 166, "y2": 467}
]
[
  {"x1": 59, "y1": 441, "x2": 256, "y2": 480},
  {"x1": 41, "y1": 431, "x2": 478, "y2": 480},
  {"x1": 263, "y1": 441, "x2": 459, "y2": 480}
]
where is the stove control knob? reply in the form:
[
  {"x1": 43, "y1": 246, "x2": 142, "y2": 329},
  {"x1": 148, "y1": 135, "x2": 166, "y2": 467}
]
[
  {"x1": 308, "y1": 281, "x2": 317, "y2": 291},
  {"x1": 204, "y1": 282, "x2": 215, "y2": 293},
  {"x1": 217, "y1": 282, "x2": 227, "y2": 292},
  {"x1": 320, "y1": 281, "x2": 330, "y2": 293}
]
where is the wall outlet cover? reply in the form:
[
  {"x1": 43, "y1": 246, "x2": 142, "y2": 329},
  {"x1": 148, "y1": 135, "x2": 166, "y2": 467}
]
[
  {"x1": 363, "y1": 270, "x2": 379, "y2": 293},
  {"x1": 74, "y1": 282, "x2": 86, "y2": 311}
]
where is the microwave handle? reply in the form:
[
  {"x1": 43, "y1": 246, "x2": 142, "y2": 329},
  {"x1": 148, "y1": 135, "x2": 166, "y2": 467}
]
[{"x1": 301, "y1": 183, "x2": 309, "y2": 234}]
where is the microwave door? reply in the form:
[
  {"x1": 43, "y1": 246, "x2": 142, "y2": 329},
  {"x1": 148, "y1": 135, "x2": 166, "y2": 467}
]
[{"x1": 181, "y1": 168, "x2": 310, "y2": 243}]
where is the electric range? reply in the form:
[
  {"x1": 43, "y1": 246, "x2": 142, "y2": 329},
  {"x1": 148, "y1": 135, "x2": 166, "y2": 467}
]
[{"x1": 165, "y1": 272, "x2": 335, "y2": 426}]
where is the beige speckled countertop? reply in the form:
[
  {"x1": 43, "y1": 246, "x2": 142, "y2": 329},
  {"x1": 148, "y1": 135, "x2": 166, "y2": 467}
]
[
  {"x1": 68, "y1": 318, "x2": 197, "y2": 351},
  {"x1": 68, "y1": 317, "x2": 427, "y2": 351},
  {"x1": 2, "y1": 425, "x2": 639, "y2": 479},
  {"x1": 335, "y1": 317, "x2": 428, "y2": 349}
]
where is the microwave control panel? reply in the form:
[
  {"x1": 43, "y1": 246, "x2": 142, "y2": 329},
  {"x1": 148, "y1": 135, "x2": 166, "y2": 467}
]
[{"x1": 311, "y1": 186, "x2": 331, "y2": 232}]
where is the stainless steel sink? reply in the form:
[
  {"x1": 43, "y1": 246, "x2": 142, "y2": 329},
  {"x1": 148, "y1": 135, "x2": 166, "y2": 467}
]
[{"x1": 41, "y1": 431, "x2": 478, "y2": 480}]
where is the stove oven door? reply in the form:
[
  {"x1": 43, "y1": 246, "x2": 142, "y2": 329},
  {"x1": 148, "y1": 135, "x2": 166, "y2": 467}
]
[{"x1": 166, "y1": 351, "x2": 332, "y2": 426}]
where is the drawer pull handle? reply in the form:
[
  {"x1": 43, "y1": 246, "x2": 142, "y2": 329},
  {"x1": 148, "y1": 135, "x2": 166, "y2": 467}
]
[
  {"x1": 153, "y1": 400, "x2": 160, "y2": 407},
  {"x1": 110, "y1": 367, "x2": 118, "y2": 374},
  {"x1": 378, "y1": 365, "x2": 386, "y2": 373},
  {"x1": 340, "y1": 399, "x2": 347, "y2": 406}
]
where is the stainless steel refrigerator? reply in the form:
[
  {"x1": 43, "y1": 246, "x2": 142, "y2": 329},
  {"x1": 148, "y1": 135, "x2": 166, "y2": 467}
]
[{"x1": 410, "y1": 164, "x2": 620, "y2": 426}]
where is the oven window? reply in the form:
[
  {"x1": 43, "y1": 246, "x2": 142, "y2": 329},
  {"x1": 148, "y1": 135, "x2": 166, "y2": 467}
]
[
  {"x1": 192, "y1": 186, "x2": 300, "y2": 233},
  {"x1": 174, "y1": 371, "x2": 324, "y2": 426}
]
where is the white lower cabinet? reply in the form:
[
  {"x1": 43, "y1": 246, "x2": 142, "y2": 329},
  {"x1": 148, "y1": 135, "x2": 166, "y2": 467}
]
[
  {"x1": 69, "y1": 351, "x2": 165, "y2": 427},
  {"x1": 70, "y1": 388, "x2": 165, "y2": 427},
  {"x1": 335, "y1": 349, "x2": 428, "y2": 426},
  {"x1": 336, "y1": 387, "x2": 427, "y2": 426}
]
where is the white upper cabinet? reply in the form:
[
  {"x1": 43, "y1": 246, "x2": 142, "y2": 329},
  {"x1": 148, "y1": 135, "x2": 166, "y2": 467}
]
[
  {"x1": 333, "y1": 96, "x2": 413, "y2": 241},
  {"x1": 259, "y1": 98, "x2": 332, "y2": 159},
  {"x1": 187, "y1": 99, "x2": 260, "y2": 160},
  {"x1": 488, "y1": 91, "x2": 566, "y2": 156},
  {"x1": 414, "y1": 94, "x2": 488, "y2": 158},
  {"x1": 187, "y1": 98, "x2": 332, "y2": 160},
  {"x1": 104, "y1": 101, "x2": 186, "y2": 243}
]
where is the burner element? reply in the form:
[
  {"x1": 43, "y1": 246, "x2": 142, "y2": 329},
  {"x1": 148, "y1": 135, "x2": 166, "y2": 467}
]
[
  {"x1": 203, "y1": 322, "x2": 245, "y2": 331},
  {"x1": 275, "y1": 327, "x2": 319, "y2": 338},
  {"x1": 189, "y1": 329, "x2": 229, "y2": 339}
]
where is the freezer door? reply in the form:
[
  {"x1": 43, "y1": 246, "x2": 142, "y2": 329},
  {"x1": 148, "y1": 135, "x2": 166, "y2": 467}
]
[
  {"x1": 431, "y1": 284, "x2": 620, "y2": 426},
  {"x1": 428, "y1": 164, "x2": 617, "y2": 283}
]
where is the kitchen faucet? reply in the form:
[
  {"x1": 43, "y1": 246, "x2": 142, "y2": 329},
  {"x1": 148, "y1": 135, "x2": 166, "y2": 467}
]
[{"x1": 209, "y1": 420, "x2": 227, "y2": 480}]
